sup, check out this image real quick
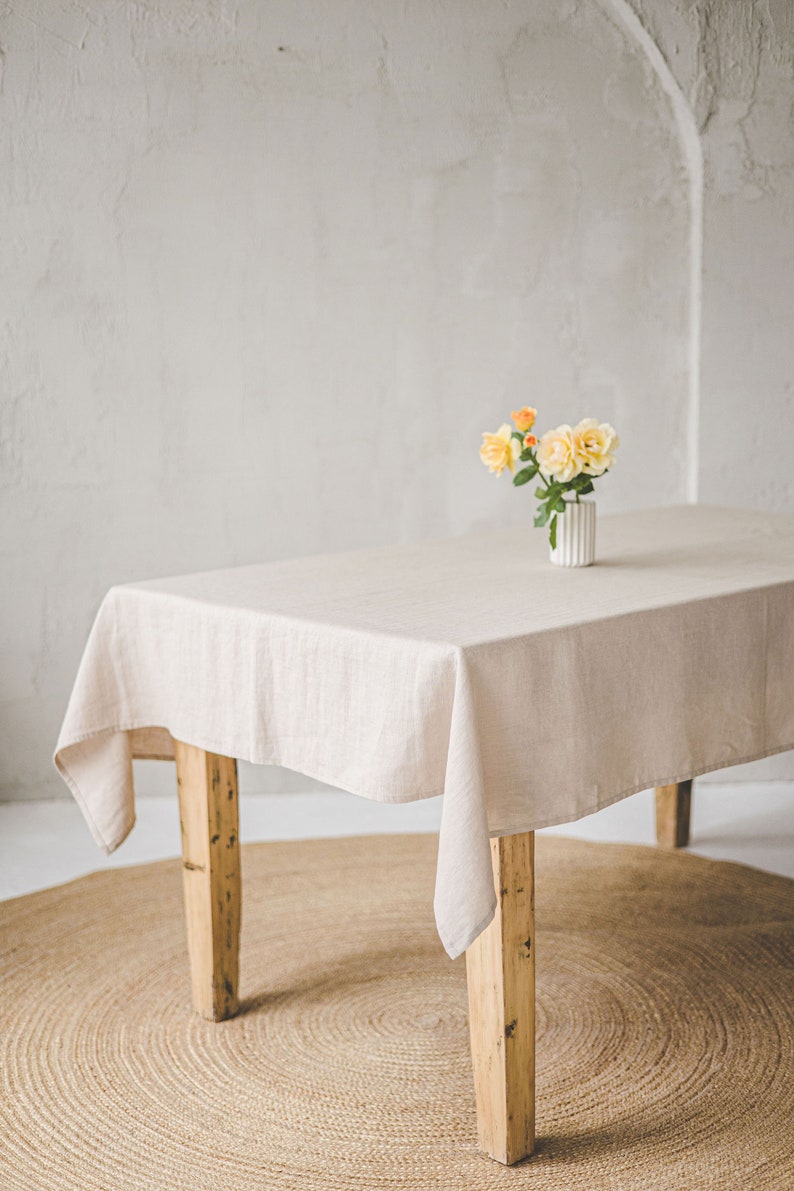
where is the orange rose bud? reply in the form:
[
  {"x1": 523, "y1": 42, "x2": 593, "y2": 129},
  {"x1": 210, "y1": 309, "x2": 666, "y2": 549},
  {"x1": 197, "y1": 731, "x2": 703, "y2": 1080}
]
[
  {"x1": 511, "y1": 406, "x2": 537, "y2": 432},
  {"x1": 524, "y1": 433, "x2": 538, "y2": 448}
]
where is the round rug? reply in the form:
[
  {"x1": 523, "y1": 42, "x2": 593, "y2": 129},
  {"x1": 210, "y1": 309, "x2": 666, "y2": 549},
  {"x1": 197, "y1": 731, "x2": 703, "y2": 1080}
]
[{"x1": 0, "y1": 834, "x2": 792, "y2": 1190}]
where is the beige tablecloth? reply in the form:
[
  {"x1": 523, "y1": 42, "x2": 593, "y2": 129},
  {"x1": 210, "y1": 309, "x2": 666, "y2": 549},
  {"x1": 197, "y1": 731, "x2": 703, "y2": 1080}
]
[{"x1": 55, "y1": 506, "x2": 794, "y2": 957}]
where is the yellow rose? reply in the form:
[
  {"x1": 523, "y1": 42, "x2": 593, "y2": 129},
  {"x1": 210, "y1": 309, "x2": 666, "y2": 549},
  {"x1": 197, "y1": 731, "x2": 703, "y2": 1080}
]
[
  {"x1": 511, "y1": 406, "x2": 537, "y2": 433},
  {"x1": 480, "y1": 423, "x2": 521, "y2": 476},
  {"x1": 536, "y1": 424, "x2": 582, "y2": 482},
  {"x1": 574, "y1": 418, "x2": 620, "y2": 476}
]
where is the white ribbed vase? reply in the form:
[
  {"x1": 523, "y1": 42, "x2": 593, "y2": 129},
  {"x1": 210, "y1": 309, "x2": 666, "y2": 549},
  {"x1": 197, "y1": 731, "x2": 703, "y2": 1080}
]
[{"x1": 550, "y1": 499, "x2": 596, "y2": 567}]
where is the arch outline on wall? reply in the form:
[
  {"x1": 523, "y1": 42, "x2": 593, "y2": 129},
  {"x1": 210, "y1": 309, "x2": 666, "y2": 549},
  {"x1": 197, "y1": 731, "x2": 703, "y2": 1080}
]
[{"x1": 595, "y1": 0, "x2": 703, "y2": 503}]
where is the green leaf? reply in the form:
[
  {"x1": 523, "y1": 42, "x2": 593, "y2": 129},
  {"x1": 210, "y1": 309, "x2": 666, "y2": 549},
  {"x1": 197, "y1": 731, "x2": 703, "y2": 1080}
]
[
  {"x1": 549, "y1": 513, "x2": 558, "y2": 551},
  {"x1": 535, "y1": 485, "x2": 551, "y2": 501},
  {"x1": 511, "y1": 430, "x2": 524, "y2": 442},
  {"x1": 512, "y1": 466, "x2": 536, "y2": 487},
  {"x1": 534, "y1": 506, "x2": 551, "y2": 528},
  {"x1": 579, "y1": 480, "x2": 594, "y2": 495},
  {"x1": 519, "y1": 450, "x2": 538, "y2": 465},
  {"x1": 553, "y1": 494, "x2": 567, "y2": 513}
]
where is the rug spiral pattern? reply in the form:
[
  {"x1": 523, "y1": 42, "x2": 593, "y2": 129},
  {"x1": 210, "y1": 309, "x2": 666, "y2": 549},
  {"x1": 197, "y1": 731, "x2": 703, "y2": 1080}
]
[{"x1": 1, "y1": 834, "x2": 792, "y2": 1189}]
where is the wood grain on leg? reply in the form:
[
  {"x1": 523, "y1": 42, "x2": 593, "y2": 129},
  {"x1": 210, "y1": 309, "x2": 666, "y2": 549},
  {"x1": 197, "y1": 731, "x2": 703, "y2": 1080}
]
[
  {"x1": 655, "y1": 780, "x2": 693, "y2": 848},
  {"x1": 466, "y1": 832, "x2": 535, "y2": 1166},
  {"x1": 174, "y1": 740, "x2": 241, "y2": 1021}
]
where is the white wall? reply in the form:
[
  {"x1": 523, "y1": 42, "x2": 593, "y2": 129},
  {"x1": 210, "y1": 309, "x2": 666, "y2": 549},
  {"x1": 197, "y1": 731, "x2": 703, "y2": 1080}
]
[
  {"x1": 1, "y1": 0, "x2": 791, "y2": 800},
  {"x1": 633, "y1": 0, "x2": 794, "y2": 782}
]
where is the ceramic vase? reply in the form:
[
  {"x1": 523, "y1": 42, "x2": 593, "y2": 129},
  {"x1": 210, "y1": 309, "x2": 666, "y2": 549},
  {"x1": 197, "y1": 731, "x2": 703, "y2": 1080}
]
[{"x1": 549, "y1": 499, "x2": 596, "y2": 567}]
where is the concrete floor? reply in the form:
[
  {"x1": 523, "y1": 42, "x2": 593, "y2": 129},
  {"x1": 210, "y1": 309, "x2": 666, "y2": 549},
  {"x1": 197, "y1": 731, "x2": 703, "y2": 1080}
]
[{"x1": 0, "y1": 782, "x2": 792, "y2": 902}]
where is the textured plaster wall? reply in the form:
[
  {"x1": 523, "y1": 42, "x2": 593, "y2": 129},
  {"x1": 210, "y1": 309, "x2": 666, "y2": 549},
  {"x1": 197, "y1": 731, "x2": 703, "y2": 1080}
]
[
  {"x1": 633, "y1": 0, "x2": 794, "y2": 511},
  {"x1": 0, "y1": 0, "x2": 790, "y2": 800},
  {"x1": 632, "y1": 0, "x2": 794, "y2": 782}
]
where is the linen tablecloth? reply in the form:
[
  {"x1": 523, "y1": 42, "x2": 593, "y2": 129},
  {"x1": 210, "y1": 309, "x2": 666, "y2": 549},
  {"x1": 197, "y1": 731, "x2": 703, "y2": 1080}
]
[{"x1": 55, "y1": 506, "x2": 794, "y2": 957}]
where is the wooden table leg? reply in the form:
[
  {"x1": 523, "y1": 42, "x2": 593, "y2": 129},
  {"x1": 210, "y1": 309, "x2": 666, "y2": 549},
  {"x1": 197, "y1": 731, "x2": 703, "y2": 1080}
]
[
  {"x1": 655, "y1": 780, "x2": 693, "y2": 848},
  {"x1": 174, "y1": 740, "x2": 241, "y2": 1021},
  {"x1": 466, "y1": 831, "x2": 535, "y2": 1165}
]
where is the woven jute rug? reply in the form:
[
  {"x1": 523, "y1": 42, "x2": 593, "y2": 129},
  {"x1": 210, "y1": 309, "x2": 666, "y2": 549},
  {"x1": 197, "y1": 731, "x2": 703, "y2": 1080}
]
[{"x1": 1, "y1": 834, "x2": 792, "y2": 1190}]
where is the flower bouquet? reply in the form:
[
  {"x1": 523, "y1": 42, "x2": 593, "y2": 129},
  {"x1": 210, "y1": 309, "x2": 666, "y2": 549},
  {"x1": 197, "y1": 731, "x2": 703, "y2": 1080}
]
[{"x1": 480, "y1": 408, "x2": 619, "y2": 562}]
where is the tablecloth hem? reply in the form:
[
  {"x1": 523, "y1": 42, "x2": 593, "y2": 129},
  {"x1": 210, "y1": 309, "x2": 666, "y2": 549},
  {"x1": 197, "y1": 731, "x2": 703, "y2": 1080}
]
[
  {"x1": 437, "y1": 899, "x2": 498, "y2": 961},
  {"x1": 53, "y1": 750, "x2": 136, "y2": 856},
  {"x1": 54, "y1": 720, "x2": 447, "y2": 841},
  {"x1": 486, "y1": 738, "x2": 794, "y2": 839},
  {"x1": 57, "y1": 726, "x2": 794, "y2": 853}
]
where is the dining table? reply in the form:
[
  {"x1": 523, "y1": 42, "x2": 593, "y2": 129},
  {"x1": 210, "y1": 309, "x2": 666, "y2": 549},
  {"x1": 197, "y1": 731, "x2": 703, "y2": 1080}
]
[{"x1": 55, "y1": 504, "x2": 794, "y2": 1165}]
